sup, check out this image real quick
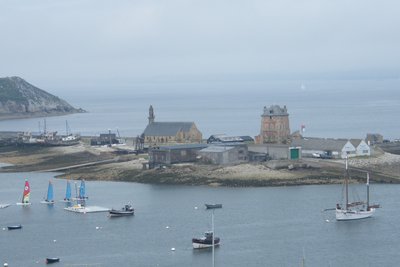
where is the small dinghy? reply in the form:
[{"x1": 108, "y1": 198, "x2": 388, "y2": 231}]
[
  {"x1": 192, "y1": 231, "x2": 220, "y2": 249},
  {"x1": 0, "y1": 204, "x2": 10, "y2": 209},
  {"x1": 7, "y1": 224, "x2": 22, "y2": 230},
  {"x1": 205, "y1": 203, "x2": 222, "y2": 209},
  {"x1": 109, "y1": 204, "x2": 134, "y2": 217},
  {"x1": 46, "y1": 258, "x2": 60, "y2": 264}
]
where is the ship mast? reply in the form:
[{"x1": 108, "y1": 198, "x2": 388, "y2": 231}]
[
  {"x1": 367, "y1": 172, "x2": 370, "y2": 211},
  {"x1": 345, "y1": 156, "x2": 349, "y2": 209}
]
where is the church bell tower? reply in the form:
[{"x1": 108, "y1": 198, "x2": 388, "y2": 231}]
[{"x1": 148, "y1": 105, "x2": 155, "y2": 125}]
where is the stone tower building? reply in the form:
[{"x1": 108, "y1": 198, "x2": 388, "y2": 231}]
[
  {"x1": 255, "y1": 105, "x2": 290, "y2": 144},
  {"x1": 148, "y1": 105, "x2": 155, "y2": 125}
]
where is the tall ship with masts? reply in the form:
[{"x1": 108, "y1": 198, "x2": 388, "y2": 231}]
[{"x1": 335, "y1": 157, "x2": 380, "y2": 221}]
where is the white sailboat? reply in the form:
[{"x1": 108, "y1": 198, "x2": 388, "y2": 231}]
[{"x1": 335, "y1": 157, "x2": 380, "y2": 221}]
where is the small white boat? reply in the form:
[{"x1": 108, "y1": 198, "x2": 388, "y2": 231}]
[
  {"x1": 16, "y1": 179, "x2": 32, "y2": 206},
  {"x1": 0, "y1": 204, "x2": 10, "y2": 209}
]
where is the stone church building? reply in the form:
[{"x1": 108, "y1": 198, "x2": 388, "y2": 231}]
[
  {"x1": 143, "y1": 105, "x2": 202, "y2": 144},
  {"x1": 255, "y1": 105, "x2": 291, "y2": 144}
]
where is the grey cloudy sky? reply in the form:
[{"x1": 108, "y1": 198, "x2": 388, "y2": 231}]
[{"x1": 1, "y1": 0, "x2": 399, "y2": 88}]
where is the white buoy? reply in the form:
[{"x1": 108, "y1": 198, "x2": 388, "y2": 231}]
[
  {"x1": 171, "y1": 247, "x2": 175, "y2": 251},
  {"x1": 165, "y1": 226, "x2": 169, "y2": 229},
  {"x1": 53, "y1": 239, "x2": 57, "y2": 242},
  {"x1": 2, "y1": 228, "x2": 5, "y2": 231},
  {"x1": 4, "y1": 263, "x2": 8, "y2": 267},
  {"x1": 194, "y1": 206, "x2": 198, "y2": 209},
  {"x1": 96, "y1": 226, "x2": 100, "y2": 230},
  {"x1": 326, "y1": 219, "x2": 330, "y2": 223}
]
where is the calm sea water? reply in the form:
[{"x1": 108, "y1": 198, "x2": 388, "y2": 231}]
[
  {"x1": 0, "y1": 172, "x2": 398, "y2": 267},
  {"x1": 0, "y1": 79, "x2": 399, "y2": 140}
]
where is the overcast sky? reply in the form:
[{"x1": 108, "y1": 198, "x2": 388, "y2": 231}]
[{"x1": 1, "y1": 0, "x2": 399, "y2": 89}]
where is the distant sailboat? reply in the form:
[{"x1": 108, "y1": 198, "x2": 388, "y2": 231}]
[
  {"x1": 16, "y1": 179, "x2": 31, "y2": 206},
  {"x1": 41, "y1": 180, "x2": 55, "y2": 204},
  {"x1": 60, "y1": 180, "x2": 72, "y2": 203}
]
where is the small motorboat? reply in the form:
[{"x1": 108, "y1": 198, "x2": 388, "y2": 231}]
[
  {"x1": 0, "y1": 203, "x2": 10, "y2": 209},
  {"x1": 205, "y1": 203, "x2": 222, "y2": 209},
  {"x1": 46, "y1": 258, "x2": 60, "y2": 264},
  {"x1": 109, "y1": 204, "x2": 134, "y2": 217},
  {"x1": 7, "y1": 224, "x2": 22, "y2": 230},
  {"x1": 192, "y1": 231, "x2": 220, "y2": 249}
]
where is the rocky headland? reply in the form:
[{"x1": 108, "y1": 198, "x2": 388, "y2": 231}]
[{"x1": 0, "y1": 76, "x2": 85, "y2": 120}]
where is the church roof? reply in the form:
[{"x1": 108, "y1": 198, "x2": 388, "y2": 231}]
[{"x1": 143, "y1": 122, "x2": 195, "y2": 136}]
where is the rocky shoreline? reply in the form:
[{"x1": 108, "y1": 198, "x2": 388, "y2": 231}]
[{"x1": 0, "y1": 143, "x2": 399, "y2": 187}]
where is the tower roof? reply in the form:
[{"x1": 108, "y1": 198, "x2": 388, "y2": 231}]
[{"x1": 262, "y1": 105, "x2": 288, "y2": 117}]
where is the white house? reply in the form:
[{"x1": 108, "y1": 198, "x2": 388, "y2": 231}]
[{"x1": 350, "y1": 139, "x2": 371, "y2": 156}]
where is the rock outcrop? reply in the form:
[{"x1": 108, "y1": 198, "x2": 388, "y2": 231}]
[{"x1": 0, "y1": 76, "x2": 84, "y2": 118}]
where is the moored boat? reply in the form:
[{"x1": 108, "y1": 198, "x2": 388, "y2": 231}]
[
  {"x1": 335, "y1": 158, "x2": 380, "y2": 221},
  {"x1": 0, "y1": 203, "x2": 10, "y2": 209},
  {"x1": 7, "y1": 224, "x2": 22, "y2": 230},
  {"x1": 46, "y1": 257, "x2": 60, "y2": 264},
  {"x1": 109, "y1": 204, "x2": 134, "y2": 217},
  {"x1": 192, "y1": 231, "x2": 220, "y2": 249},
  {"x1": 205, "y1": 203, "x2": 222, "y2": 209}
]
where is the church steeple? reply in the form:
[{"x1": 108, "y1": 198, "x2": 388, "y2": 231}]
[{"x1": 148, "y1": 105, "x2": 155, "y2": 124}]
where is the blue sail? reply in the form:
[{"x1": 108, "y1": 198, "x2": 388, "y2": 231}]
[
  {"x1": 79, "y1": 180, "x2": 86, "y2": 199},
  {"x1": 46, "y1": 181, "x2": 54, "y2": 202},
  {"x1": 65, "y1": 180, "x2": 71, "y2": 201}
]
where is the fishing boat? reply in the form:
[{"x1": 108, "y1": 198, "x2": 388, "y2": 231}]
[
  {"x1": 205, "y1": 203, "x2": 222, "y2": 209},
  {"x1": 335, "y1": 157, "x2": 380, "y2": 221},
  {"x1": 7, "y1": 224, "x2": 22, "y2": 230},
  {"x1": 60, "y1": 180, "x2": 72, "y2": 203},
  {"x1": 0, "y1": 204, "x2": 10, "y2": 209},
  {"x1": 109, "y1": 204, "x2": 134, "y2": 217},
  {"x1": 41, "y1": 180, "x2": 55, "y2": 204},
  {"x1": 16, "y1": 179, "x2": 31, "y2": 206},
  {"x1": 46, "y1": 257, "x2": 60, "y2": 264},
  {"x1": 192, "y1": 231, "x2": 220, "y2": 249}
]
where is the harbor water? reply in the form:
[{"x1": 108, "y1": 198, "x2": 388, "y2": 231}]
[{"x1": 0, "y1": 172, "x2": 399, "y2": 266}]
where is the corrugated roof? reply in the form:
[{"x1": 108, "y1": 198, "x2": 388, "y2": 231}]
[
  {"x1": 199, "y1": 145, "x2": 235, "y2": 153},
  {"x1": 152, "y1": 144, "x2": 207, "y2": 150},
  {"x1": 291, "y1": 138, "x2": 350, "y2": 151},
  {"x1": 143, "y1": 122, "x2": 194, "y2": 136}
]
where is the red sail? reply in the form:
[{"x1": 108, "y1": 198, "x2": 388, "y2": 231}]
[{"x1": 22, "y1": 180, "x2": 30, "y2": 203}]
